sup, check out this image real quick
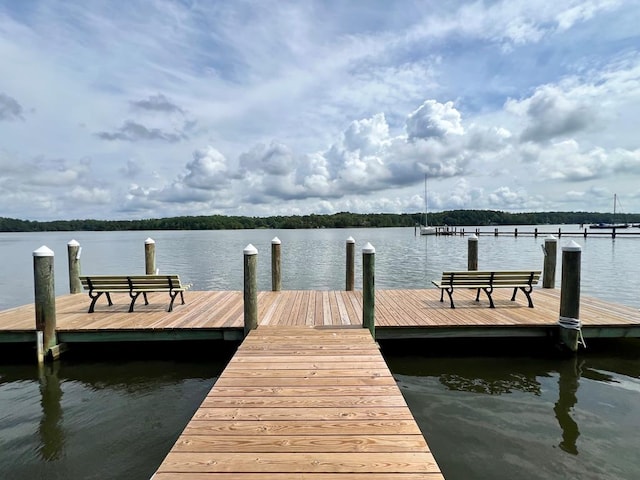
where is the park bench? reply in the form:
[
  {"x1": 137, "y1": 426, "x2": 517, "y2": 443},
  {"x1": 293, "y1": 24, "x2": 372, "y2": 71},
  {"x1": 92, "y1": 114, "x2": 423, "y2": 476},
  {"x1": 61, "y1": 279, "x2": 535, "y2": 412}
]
[
  {"x1": 432, "y1": 270, "x2": 541, "y2": 309},
  {"x1": 79, "y1": 274, "x2": 190, "y2": 313}
]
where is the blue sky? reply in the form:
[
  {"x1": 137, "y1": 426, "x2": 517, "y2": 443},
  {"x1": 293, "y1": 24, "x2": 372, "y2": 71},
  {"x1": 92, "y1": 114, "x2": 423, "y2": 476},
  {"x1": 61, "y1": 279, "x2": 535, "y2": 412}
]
[{"x1": 1, "y1": 0, "x2": 639, "y2": 220}]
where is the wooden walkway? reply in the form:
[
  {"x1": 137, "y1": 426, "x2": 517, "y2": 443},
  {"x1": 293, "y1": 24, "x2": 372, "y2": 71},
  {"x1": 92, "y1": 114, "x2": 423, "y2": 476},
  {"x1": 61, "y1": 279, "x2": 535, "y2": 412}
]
[
  {"x1": 151, "y1": 325, "x2": 444, "y2": 479},
  {"x1": 2, "y1": 288, "x2": 640, "y2": 342}
]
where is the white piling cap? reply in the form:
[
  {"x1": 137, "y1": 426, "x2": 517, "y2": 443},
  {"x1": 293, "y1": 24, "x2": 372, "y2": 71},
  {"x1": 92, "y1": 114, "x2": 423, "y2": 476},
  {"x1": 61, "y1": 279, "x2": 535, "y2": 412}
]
[
  {"x1": 244, "y1": 244, "x2": 258, "y2": 255},
  {"x1": 33, "y1": 246, "x2": 54, "y2": 257},
  {"x1": 362, "y1": 242, "x2": 376, "y2": 254},
  {"x1": 469, "y1": 234, "x2": 478, "y2": 241},
  {"x1": 346, "y1": 236, "x2": 355, "y2": 244},
  {"x1": 271, "y1": 237, "x2": 281, "y2": 244},
  {"x1": 546, "y1": 235, "x2": 557, "y2": 242},
  {"x1": 145, "y1": 237, "x2": 155, "y2": 244},
  {"x1": 68, "y1": 239, "x2": 80, "y2": 247},
  {"x1": 563, "y1": 240, "x2": 582, "y2": 252}
]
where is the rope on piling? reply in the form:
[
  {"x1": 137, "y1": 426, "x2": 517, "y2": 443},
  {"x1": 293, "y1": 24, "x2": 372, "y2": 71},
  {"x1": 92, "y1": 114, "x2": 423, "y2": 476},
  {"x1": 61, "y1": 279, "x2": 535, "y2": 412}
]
[{"x1": 558, "y1": 316, "x2": 586, "y2": 348}]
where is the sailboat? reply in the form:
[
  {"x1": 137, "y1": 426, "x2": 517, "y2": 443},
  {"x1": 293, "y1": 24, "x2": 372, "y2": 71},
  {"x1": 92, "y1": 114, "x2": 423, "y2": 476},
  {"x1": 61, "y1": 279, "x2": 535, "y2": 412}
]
[
  {"x1": 420, "y1": 175, "x2": 436, "y2": 235},
  {"x1": 589, "y1": 194, "x2": 629, "y2": 229}
]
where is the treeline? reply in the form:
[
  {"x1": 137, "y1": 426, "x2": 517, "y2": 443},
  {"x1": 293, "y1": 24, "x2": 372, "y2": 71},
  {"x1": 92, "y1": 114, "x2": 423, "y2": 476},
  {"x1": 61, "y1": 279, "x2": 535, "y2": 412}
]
[{"x1": 1, "y1": 210, "x2": 639, "y2": 232}]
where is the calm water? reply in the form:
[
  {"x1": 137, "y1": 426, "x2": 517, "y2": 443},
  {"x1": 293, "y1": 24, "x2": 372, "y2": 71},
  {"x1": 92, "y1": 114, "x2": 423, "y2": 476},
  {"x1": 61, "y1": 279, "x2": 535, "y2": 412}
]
[{"x1": 1, "y1": 227, "x2": 640, "y2": 479}]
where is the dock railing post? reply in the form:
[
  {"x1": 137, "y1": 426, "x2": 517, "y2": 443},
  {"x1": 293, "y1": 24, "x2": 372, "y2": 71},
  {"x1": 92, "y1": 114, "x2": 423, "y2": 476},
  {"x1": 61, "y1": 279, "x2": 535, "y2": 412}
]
[
  {"x1": 346, "y1": 236, "x2": 355, "y2": 291},
  {"x1": 244, "y1": 244, "x2": 258, "y2": 337},
  {"x1": 542, "y1": 235, "x2": 557, "y2": 288},
  {"x1": 362, "y1": 243, "x2": 375, "y2": 337},
  {"x1": 34, "y1": 246, "x2": 58, "y2": 364},
  {"x1": 145, "y1": 238, "x2": 156, "y2": 274},
  {"x1": 67, "y1": 239, "x2": 82, "y2": 294},
  {"x1": 271, "y1": 237, "x2": 281, "y2": 292},
  {"x1": 558, "y1": 241, "x2": 583, "y2": 352},
  {"x1": 468, "y1": 234, "x2": 478, "y2": 271}
]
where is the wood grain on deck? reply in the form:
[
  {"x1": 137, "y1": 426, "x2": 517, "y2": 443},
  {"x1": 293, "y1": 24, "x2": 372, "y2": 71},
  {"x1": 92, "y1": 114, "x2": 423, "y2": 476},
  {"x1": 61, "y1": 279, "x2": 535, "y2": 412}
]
[
  {"x1": 151, "y1": 326, "x2": 444, "y2": 479},
  {"x1": 1, "y1": 288, "x2": 639, "y2": 335}
]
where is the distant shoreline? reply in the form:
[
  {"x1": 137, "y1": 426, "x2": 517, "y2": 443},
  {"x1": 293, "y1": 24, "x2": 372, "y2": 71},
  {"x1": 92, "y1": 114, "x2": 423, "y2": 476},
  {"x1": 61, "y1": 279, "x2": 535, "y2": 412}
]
[{"x1": 2, "y1": 210, "x2": 640, "y2": 232}]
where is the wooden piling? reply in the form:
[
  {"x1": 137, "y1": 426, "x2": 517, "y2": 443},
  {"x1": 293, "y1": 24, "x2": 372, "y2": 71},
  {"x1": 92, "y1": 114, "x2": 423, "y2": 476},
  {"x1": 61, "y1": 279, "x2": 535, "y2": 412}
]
[
  {"x1": 468, "y1": 234, "x2": 478, "y2": 271},
  {"x1": 67, "y1": 239, "x2": 82, "y2": 294},
  {"x1": 33, "y1": 246, "x2": 57, "y2": 364},
  {"x1": 559, "y1": 241, "x2": 582, "y2": 352},
  {"x1": 542, "y1": 235, "x2": 557, "y2": 288},
  {"x1": 362, "y1": 243, "x2": 375, "y2": 337},
  {"x1": 271, "y1": 237, "x2": 281, "y2": 292},
  {"x1": 144, "y1": 238, "x2": 156, "y2": 275},
  {"x1": 243, "y1": 244, "x2": 258, "y2": 336},
  {"x1": 346, "y1": 236, "x2": 355, "y2": 291}
]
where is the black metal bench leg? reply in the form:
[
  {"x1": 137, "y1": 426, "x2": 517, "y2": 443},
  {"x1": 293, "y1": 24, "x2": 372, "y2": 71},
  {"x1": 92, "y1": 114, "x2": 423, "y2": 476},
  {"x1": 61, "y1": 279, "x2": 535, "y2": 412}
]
[
  {"x1": 88, "y1": 292, "x2": 103, "y2": 313},
  {"x1": 522, "y1": 287, "x2": 534, "y2": 308},
  {"x1": 439, "y1": 288, "x2": 444, "y2": 302},
  {"x1": 445, "y1": 287, "x2": 455, "y2": 308},
  {"x1": 167, "y1": 291, "x2": 179, "y2": 312},
  {"x1": 475, "y1": 288, "x2": 481, "y2": 302},
  {"x1": 483, "y1": 288, "x2": 495, "y2": 308},
  {"x1": 511, "y1": 287, "x2": 518, "y2": 301},
  {"x1": 129, "y1": 292, "x2": 142, "y2": 312},
  {"x1": 143, "y1": 292, "x2": 149, "y2": 305},
  {"x1": 180, "y1": 291, "x2": 185, "y2": 305}
]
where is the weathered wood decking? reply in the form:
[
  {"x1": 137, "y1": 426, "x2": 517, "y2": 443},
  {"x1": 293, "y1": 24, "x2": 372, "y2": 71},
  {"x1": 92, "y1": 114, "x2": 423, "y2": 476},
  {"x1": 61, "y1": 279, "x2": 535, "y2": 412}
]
[
  {"x1": 1, "y1": 288, "x2": 640, "y2": 342},
  {"x1": 152, "y1": 325, "x2": 444, "y2": 479}
]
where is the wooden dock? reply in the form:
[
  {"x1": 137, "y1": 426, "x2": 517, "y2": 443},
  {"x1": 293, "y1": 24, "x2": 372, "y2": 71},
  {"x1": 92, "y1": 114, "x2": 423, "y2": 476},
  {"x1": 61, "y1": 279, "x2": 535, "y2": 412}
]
[
  {"x1": 2, "y1": 288, "x2": 640, "y2": 343},
  {"x1": 3, "y1": 288, "x2": 640, "y2": 479},
  {"x1": 152, "y1": 325, "x2": 444, "y2": 479}
]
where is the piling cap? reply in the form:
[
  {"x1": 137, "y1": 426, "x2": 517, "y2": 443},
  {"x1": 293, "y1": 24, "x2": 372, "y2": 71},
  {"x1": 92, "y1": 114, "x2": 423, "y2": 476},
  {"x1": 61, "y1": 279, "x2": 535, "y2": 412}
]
[
  {"x1": 545, "y1": 235, "x2": 557, "y2": 242},
  {"x1": 67, "y1": 239, "x2": 80, "y2": 247},
  {"x1": 145, "y1": 237, "x2": 155, "y2": 244},
  {"x1": 563, "y1": 240, "x2": 582, "y2": 252},
  {"x1": 469, "y1": 234, "x2": 478, "y2": 241},
  {"x1": 33, "y1": 246, "x2": 54, "y2": 257},
  {"x1": 271, "y1": 237, "x2": 281, "y2": 244},
  {"x1": 346, "y1": 236, "x2": 355, "y2": 244},
  {"x1": 362, "y1": 242, "x2": 376, "y2": 254},
  {"x1": 244, "y1": 244, "x2": 258, "y2": 255}
]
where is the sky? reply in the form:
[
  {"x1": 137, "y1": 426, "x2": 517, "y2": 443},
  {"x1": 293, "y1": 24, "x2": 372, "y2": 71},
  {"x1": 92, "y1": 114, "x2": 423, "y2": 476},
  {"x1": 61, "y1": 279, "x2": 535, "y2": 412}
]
[{"x1": 1, "y1": 0, "x2": 639, "y2": 221}]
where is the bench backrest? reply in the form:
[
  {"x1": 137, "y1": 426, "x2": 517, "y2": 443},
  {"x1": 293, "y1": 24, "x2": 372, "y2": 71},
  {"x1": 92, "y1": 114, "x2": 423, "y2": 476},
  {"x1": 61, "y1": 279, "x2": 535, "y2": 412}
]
[
  {"x1": 440, "y1": 270, "x2": 541, "y2": 286},
  {"x1": 79, "y1": 275, "x2": 183, "y2": 291}
]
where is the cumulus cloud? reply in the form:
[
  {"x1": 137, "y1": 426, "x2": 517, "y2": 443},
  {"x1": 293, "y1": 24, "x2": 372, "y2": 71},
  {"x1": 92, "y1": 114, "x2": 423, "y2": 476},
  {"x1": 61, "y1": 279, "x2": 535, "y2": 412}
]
[
  {"x1": 183, "y1": 147, "x2": 230, "y2": 189},
  {"x1": 0, "y1": 93, "x2": 24, "y2": 121},
  {"x1": 96, "y1": 120, "x2": 188, "y2": 142},
  {"x1": 130, "y1": 94, "x2": 184, "y2": 113},
  {"x1": 508, "y1": 85, "x2": 593, "y2": 142},
  {"x1": 406, "y1": 100, "x2": 464, "y2": 141},
  {"x1": 239, "y1": 142, "x2": 296, "y2": 176},
  {"x1": 67, "y1": 186, "x2": 111, "y2": 203}
]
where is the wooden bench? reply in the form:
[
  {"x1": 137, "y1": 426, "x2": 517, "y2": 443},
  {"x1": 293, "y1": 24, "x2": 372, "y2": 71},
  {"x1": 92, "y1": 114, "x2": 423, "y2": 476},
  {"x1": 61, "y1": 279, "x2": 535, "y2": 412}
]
[
  {"x1": 432, "y1": 270, "x2": 541, "y2": 309},
  {"x1": 79, "y1": 275, "x2": 190, "y2": 313}
]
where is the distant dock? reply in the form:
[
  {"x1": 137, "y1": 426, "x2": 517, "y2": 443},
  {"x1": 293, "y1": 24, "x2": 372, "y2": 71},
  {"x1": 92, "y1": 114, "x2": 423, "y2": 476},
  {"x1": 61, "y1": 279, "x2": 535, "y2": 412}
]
[{"x1": 431, "y1": 225, "x2": 640, "y2": 238}]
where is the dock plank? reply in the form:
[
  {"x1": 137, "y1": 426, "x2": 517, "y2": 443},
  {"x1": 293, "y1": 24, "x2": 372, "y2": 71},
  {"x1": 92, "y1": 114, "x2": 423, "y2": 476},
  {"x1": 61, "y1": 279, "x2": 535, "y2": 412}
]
[
  {"x1": 2, "y1": 288, "x2": 640, "y2": 339},
  {"x1": 152, "y1": 326, "x2": 444, "y2": 479}
]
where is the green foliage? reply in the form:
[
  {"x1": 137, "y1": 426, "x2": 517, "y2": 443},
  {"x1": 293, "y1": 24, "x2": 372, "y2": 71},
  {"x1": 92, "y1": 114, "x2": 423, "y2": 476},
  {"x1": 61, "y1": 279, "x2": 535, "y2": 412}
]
[{"x1": 1, "y1": 210, "x2": 639, "y2": 232}]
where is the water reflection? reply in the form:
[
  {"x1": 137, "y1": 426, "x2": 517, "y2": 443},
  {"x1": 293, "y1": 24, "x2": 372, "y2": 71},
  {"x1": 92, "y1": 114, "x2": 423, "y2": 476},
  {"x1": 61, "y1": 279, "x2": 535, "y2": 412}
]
[
  {"x1": 383, "y1": 338, "x2": 640, "y2": 478},
  {"x1": 38, "y1": 362, "x2": 64, "y2": 461},
  {"x1": 553, "y1": 358, "x2": 583, "y2": 455}
]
